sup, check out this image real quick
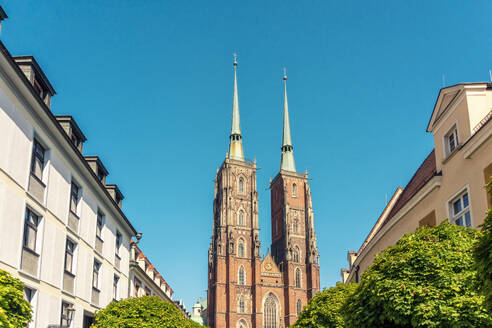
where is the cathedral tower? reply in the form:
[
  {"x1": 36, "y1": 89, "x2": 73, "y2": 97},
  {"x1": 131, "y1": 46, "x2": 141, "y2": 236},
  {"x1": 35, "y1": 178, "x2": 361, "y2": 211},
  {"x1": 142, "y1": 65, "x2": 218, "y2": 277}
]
[
  {"x1": 208, "y1": 57, "x2": 262, "y2": 328},
  {"x1": 270, "y1": 71, "x2": 320, "y2": 327}
]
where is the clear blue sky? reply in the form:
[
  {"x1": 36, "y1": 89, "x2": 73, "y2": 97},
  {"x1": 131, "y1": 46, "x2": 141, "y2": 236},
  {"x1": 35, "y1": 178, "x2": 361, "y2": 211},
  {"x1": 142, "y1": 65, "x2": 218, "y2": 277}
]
[{"x1": 3, "y1": 0, "x2": 491, "y2": 310}]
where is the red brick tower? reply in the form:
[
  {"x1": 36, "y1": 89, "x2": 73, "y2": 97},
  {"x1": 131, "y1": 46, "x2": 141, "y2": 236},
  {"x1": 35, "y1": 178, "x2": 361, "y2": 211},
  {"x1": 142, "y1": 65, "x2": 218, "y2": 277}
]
[
  {"x1": 269, "y1": 72, "x2": 320, "y2": 327},
  {"x1": 208, "y1": 57, "x2": 262, "y2": 328}
]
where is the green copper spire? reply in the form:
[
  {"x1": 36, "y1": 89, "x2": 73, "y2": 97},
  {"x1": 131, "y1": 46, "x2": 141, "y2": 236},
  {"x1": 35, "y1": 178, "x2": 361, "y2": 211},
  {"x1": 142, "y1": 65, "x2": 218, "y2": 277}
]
[
  {"x1": 228, "y1": 54, "x2": 244, "y2": 160},
  {"x1": 280, "y1": 69, "x2": 296, "y2": 172}
]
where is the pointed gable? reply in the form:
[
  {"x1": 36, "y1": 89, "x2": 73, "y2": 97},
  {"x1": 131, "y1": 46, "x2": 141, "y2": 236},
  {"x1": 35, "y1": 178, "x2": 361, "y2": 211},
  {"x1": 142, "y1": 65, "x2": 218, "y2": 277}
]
[
  {"x1": 427, "y1": 85, "x2": 463, "y2": 132},
  {"x1": 261, "y1": 253, "x2": 281, "y2": 278}
]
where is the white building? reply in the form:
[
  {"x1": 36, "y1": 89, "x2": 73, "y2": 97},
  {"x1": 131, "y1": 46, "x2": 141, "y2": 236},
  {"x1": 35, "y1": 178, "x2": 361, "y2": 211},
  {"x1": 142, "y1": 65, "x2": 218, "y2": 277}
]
[{"x1": 0, "y1": 9, "x2": 138, "y2": 328}]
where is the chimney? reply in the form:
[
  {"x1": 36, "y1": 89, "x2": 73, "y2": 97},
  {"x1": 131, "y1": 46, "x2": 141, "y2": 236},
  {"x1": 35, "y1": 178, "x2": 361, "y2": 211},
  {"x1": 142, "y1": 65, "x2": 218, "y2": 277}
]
[
  {"x1": 13, "y1": 56, "x2": 55, "y2": 109},
  {"x1": 105, "y1": 184, "x2": 124, "y2": 208},
  {"x1": 85, "y1": 156, "x2": 108, "y2": 184},
  {"x1": 55, "y1": 116, "x2": 87, "y2": 153},
  {"x1": 0, "y1": 6, "x2": 8, "y2": 36}
]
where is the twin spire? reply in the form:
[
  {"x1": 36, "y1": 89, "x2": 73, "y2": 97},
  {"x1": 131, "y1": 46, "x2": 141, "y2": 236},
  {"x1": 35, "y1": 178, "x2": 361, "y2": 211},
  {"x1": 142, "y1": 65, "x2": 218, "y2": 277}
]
[{"x1": 227, "y1": 57, "x2": 296, "y2": 173}]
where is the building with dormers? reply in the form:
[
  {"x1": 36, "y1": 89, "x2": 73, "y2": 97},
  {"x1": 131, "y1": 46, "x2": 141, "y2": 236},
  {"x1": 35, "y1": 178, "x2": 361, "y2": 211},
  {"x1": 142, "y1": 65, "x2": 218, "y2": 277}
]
[
  {"x1": 342, "y1": 82, "x2": 492, "y2": 283},
  {"x1": 207, "y1": 59, "x2": 320, "y2": 328}
]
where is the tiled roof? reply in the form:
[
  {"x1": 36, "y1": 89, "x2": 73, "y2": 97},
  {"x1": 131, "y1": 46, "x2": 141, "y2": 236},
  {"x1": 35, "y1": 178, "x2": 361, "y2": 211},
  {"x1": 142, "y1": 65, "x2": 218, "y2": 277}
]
[{"x1": 380, "y1": 149, "x2": 437, "y2": 229}]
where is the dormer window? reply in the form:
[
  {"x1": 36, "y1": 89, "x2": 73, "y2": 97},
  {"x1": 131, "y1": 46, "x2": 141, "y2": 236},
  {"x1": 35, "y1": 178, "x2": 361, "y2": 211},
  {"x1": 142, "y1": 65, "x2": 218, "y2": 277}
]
[
  {"x1": 445, "y1": 126, "x2": 459, "y2": 156},
  {"x1": 56, "y1": 116, "x2": 87, "y2": 153}
]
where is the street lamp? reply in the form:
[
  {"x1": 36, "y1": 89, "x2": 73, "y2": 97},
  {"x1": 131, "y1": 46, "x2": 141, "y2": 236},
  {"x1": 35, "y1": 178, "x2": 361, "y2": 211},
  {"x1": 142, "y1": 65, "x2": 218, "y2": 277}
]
[{"x1": 66, "y1": 304, "x2": 75, "y2": 327}]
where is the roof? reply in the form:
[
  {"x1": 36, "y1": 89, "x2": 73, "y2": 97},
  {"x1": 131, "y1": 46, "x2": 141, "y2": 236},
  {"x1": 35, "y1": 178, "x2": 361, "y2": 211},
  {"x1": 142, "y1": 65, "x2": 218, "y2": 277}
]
[
  {"x1": 84, "y1": 156, "x2": 109, "y2": 176},
  {"x1": 55, "y1": 115, "x2": 88, "y2": 142},
  {"x1": 380, "y1": 149, "x2": 438, "y2": 229},
  {"x1": 13, "y1": 55, "x2": 56, "y2": 95},
  {"x1": 133, "y1": 243, "x2": 172, "y2": 292}
]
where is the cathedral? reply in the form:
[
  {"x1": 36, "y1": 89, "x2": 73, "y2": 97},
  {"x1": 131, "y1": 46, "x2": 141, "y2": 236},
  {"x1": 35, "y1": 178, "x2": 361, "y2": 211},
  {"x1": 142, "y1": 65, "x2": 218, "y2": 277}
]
[{"x1": 207, "y1": 58, "x2": 320, "y2": 328}]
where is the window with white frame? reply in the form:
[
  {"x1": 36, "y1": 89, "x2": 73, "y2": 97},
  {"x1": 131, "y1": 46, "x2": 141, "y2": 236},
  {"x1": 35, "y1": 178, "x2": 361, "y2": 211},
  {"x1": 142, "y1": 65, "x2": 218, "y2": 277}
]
[
  {"x1": 445, "y1": 126, "x2": 459, "y2": 156},
  {"x1": 449, "y1": 191, "x2": 471, "y2": 227},
  {"x1": 30, "y1": 139, "x2": 46, "y2": 180},
  {"x1": 96, "y1": 212, "x2": 104, "y2": 240},
  {"x1": 70, "y1": 182, "x2": 80, "y2": 214},
  {"x1": 23, "y1": 209, "x2": 40, "y2": 252},
  {"x1": 23, "y1": 287, "x2": 36, "y2": 328},
  {"x1": 92, "y1": 260, "x2": 101, "y2": 290},
  {"x1": 64, "y1": 239, "x2": 76, "y2": 274},
  {"x1": 113, "y1": 275, "x2": 119, "y2": 300},
  {"x1": 115, "y1": 231, "x2": 122, "y2": 256}
]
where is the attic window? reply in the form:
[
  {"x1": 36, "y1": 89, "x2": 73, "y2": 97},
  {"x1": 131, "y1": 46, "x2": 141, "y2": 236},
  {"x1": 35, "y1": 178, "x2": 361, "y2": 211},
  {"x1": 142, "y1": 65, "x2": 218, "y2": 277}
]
[{"x1": 445, "y1": 126, "x2": 459, "y2": 156}]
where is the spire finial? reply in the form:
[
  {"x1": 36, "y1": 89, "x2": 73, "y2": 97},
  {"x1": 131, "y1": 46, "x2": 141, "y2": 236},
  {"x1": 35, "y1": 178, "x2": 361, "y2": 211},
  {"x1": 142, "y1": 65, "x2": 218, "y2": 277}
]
[
  {"x1": 233, "y1": 52, "x2": 238, "y2": 67},
  {"x1": 280, "y1": 68, "x2": 296, "y2": 172}
]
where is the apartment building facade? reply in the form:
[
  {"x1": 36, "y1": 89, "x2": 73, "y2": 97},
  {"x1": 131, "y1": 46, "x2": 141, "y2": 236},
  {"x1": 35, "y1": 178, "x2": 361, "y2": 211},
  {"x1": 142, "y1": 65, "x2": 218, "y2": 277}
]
[
  {"x1": 0, "y1": 9, "x2": 138, "y2": 328},
  {"x1": 343, "y1": 82, "x2": 492, "y2": 283},
  {"x1": 129, "y1": 243, "x2": 174, "y2": 302}
]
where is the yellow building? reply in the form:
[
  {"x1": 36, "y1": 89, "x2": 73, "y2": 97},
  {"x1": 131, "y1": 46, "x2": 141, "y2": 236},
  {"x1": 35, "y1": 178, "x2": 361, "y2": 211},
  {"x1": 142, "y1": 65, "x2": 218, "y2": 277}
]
[{"x1": 342, "y1": 82, "x2": 492, "y2": 284}]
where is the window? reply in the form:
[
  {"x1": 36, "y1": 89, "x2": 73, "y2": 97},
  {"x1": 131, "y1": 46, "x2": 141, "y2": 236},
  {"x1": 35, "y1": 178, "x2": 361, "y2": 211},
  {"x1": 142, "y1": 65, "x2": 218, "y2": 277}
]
[
  {"x1": 113, "y1": 275, "x2": 119, "y2": 300},
  {"x1": 60, "y1": 301, "x2": 73, "y2": 328},
  {"x1": 238, "y1": 178, "x2": 245, "y2": 194},
  {"x1": 30, "y1": 140, "x2": 45, "y2": 180},
  {"x1": 23, "y1": 287, "x2": 36, "y2": 327},
  {"x1": 145, "y1": 287, "x2": 151, "y2": 296},
  {"x1": 293, "y1": 218, "x2": 299, "y2": 234},
  {"x1": 23, "y1": 209, "x2": 40, "y2": 252},
  {"x1": 296, "y1": 299, "x2": 302, "y2": 315},
  {"x1": 295, "y1": 268, "x2": 301, "y2": 288},
  {"x1": 238, "y1": 240, "x2": 245, "y2": 258},
  {"x1": 115, "y1": 231, "x2": 122, "y2": 256},
  {"x1": 239, "y1": 298, "x2": 245, "y2": 313},
  {"x1": 293, "y1": 247, "x2": 300, "y2": 263},
  {"x1": 263, "y1": 293, "x2": 278, "y2": 328},
  {"x1": 92, "y1": 260, "x2": 101, "y2": 290},
  {"x1": 238, "y1": 211, "x2": 245, "y2": 226},
  {"x1": 238, "y1": 266, "x2": 245, "y2": 285},
  {"x1": 445, "y1": 126, "x2": 459, "y2": 156},
  {"x1": 292, "y1": 183, "x2": 298, "y2": 197},
  {"x1": 450, "y1": 191, "x2": 471, "y2": 227},
  {"x1": 96, "y1": 212, "x2": 104, "y2": 239},
  {"x1": 134, "y1": 278, "x2": 142, "y2": 297},
  {"x1": 64, "y1": 240, "x2": 75, "y2": 274},
  {"x1": 70, "y1": 182, "x2": 79, "y2": 214}
]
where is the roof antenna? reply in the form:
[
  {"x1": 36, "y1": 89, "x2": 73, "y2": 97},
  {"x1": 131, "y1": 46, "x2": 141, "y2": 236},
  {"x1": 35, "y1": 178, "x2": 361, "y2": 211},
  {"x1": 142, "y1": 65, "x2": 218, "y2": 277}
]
[
  {"x1": 489, "y1": 70, "x2": 492, "y2": 82},
  {"x1": 442, "y1": 74, "x2": 446, "y2": 87}
]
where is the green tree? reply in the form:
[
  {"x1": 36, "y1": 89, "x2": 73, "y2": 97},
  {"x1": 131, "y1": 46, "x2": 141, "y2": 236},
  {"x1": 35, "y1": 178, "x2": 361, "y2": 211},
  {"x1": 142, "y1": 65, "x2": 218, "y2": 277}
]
[
  {"x1": 343, "y1": 222, "x2": 491, "y2": 328},
  {"x1": 92, "y1": 296, "x2": 204, "y2": 328},
  {"x1": 291, "y1": 282, "x2": 357, "y2": 328},
  {"x1": 474, "y1": 178, "x2": 492, "y2": 312},
  {"x1": 0, "y1": 269, "x2": 32, "y2": 328}
]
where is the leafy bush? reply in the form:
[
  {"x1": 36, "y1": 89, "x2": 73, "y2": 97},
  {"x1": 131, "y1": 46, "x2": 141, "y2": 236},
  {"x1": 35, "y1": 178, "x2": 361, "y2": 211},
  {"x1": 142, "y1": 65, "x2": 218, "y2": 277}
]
[
  {"x1": 0, "y1": 269, "x2": 32, "y2": 328},
  {"x1": 92, "y1": 296, "x2": 204, "y2": 328},
  {"x1": 474, "y1": 178, "x2": 492, "y2": 312},
  {"x1": 291, "y1": 282, "x2": 357, "y2": 328},
  {"x1": 343, "y1": 222, "x2": 491, "y2": 328}
]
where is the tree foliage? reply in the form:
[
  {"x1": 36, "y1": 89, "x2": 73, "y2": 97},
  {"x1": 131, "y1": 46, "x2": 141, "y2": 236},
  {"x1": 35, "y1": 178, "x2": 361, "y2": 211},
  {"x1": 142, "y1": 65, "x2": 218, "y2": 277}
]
[
  {"x1": 92, "y1": 296, "x2": 204, "y2": 328},
  {"x1": 474, "y1": 178, "x2": 492, "y2": 312},
  {"x1": 291, "y1": 282, "x2": 357, "y2": 328},
  {"x1": 343, "y1": 222, "x2": 491, "y2": 328},
  {"x1": 0, "y1": 269, "x2": 32, "y2": 328}
]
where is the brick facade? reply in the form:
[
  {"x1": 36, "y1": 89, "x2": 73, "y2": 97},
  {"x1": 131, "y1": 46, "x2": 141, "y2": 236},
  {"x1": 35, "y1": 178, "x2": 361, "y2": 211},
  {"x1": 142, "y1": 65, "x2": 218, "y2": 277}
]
[{"x1": 208, "y1": 159, "x2": 320, "y2": 328}]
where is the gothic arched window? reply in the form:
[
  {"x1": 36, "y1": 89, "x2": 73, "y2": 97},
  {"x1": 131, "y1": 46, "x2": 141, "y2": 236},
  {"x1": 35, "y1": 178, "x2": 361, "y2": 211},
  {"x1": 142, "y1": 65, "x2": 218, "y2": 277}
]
[
  {"x1": 238, "y1": 319, "x2": 248, "y2": 328},
  {"x1": 238, "y1": 178, "x2": 245, "y2": 195},
  {"x1": 292, "y1": 183, "x2": 298, "y2": 197},
  {"x1": 238, "y1": 266, "x2": 245, "y2": 285},
  {"x1": 263, "y1": 293, "x2": 278, "y2": 328},
  {"x1": 238, "y1": 210, "x2": 245, "y2": 226},
  {"x1": 239, "y1": 298, "x2": 245, "y2": 313},
  {"x1": 296, "y1": 299, "x2": 302, "y2": 315},
  {"x1": 295, "y1": 268, "x2": 301, "y2": 288},
  {"x1": 293, "y1": 246, "x2": 300, "y2": 263},
  {"x1": 238, "y1": 239, "x2": 245, "y2": 258},
  {"x1": 293, "y1": 218, "x2": 299, "y2": 234}
]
